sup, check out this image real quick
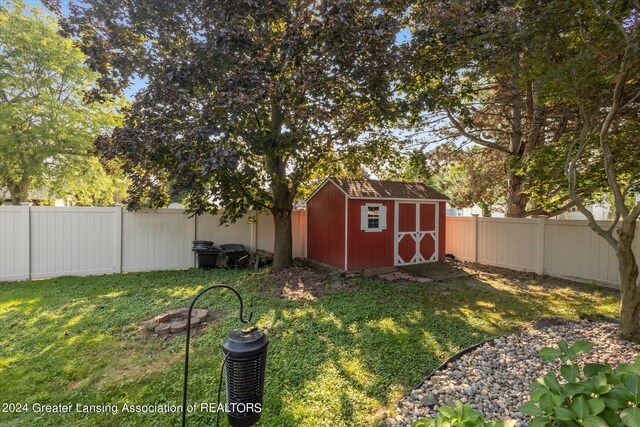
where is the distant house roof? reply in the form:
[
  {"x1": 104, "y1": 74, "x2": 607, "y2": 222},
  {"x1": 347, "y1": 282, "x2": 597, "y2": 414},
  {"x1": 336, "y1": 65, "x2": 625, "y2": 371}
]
[{"x1": 311, "y1": 177, "x2": 449, "y2": 201}]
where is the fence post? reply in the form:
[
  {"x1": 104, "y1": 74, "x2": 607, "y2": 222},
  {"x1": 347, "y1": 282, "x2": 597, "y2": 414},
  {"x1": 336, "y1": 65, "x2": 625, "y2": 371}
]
[
  {"x1": 114, "y1": 204, "x2": 123, "y2": 274},
  {"x1": 536, "y1": 215, "x2": 547, "y2": 275},
  {"x1": 471, "y1": 214, "x2": 479, "y2": 263},
  {"x1": 20, "y1": 202, "x2": 31, "y2": 280}
]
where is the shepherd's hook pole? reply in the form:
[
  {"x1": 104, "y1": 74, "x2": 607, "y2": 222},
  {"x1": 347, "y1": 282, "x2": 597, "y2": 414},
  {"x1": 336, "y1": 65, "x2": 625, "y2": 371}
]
[{"x1": 181, "y1": 284, "x2": 253, "y2": 427}]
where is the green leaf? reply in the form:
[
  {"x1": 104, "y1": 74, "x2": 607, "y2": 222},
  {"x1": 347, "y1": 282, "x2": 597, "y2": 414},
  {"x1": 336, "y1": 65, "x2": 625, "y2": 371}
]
[
  {"x1": 571, "y1": 396, "x2": 589, "y2": 420},
  {"x1": 551, "y1": 394, "x2": 566, "y2": 407},
  {"x1": 520, "y1": 402, "x2": 544, "y2": 416},
  {"x1": 621, "y1": 407, "x2": 640, "y2": 427},
  {"x1": 623, "y1": 375, "x2": 640, "y2": 402},
  {"x1": 553, "y1": 407, "x2": 576, "y2": 421},
  {"x1": 559, "y1": 339, "x2": 570, "y2": 354},
  {"x1": 531, "y1": 387, "x2": 549, "y2": 401},
  {"x1": 603, "y1": 387, "x2": 634, "y2": 410},
  {"x1": 543, "y1": 372, "x2": 564, "y2": 395},
  {"x1": 561, "y1": 364, "x2": 580, "y2": 383},
  {"x1": 564, "y1": 383, "x2": 586, "y2": 396},
  {"x1": 617, "y1": 364, "x2": 640, "y2": 376},
  {"x1": 583, "y1": 415, "x2": 609, "y2": 427},
  {"x1": 584, "y1": 375, "x2": 610, "y2": 395},
  {"x1": 539, "y1": 394, "x2": 555, "y2": 412},
  {"x1": 438, "y1": 405, "x2": 456, "y2": 418},
  {"x1": 568, "y1": 341, "x2": 594, "y2": 359},
  {"x1": 539, "y1": 347, "x2": 563, "y2": 361},
  {"x1": 584, "y1": 364, "x2": 612, "y2": 377},
  {"x1": 530, "y1": 416, "x2": 552, "y2": 427},
  {"x1": 587, "y1": 398, "x2": 606, "y2": 415},
  {"x1": 599, "y1": 408, "x2": 623, "y2": 426}
]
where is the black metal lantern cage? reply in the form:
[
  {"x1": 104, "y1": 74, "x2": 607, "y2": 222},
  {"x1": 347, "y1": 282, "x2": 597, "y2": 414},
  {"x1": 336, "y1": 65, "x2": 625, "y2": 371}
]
[{"x1": 182, "y1": 285, "x2": 268, "y2": 427}]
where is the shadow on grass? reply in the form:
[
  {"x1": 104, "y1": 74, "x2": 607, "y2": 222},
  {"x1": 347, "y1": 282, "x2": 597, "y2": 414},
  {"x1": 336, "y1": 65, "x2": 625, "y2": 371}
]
[{"x1": 0, "y1": 267, "x2": 620, "y2": 427}]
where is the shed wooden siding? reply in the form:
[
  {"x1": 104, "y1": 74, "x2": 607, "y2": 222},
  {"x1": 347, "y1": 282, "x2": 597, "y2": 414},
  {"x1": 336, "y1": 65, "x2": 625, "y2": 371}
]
[
  {"x1": 346, "y1": 198, "x2": 395, "y2": 271},
  {"x1": 306, "y1": 181, "x2": 346, "y2": 269},
  {"x1": 438, "y1": 202, "x2": 446, "y2": 261}
]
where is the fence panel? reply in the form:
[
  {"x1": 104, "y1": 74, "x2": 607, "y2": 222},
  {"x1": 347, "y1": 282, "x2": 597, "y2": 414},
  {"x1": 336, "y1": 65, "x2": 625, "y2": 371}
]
[
  {"x1": 292, "y1": 210, "x2": 307, "y2": 259},
  {"x1": 196, "y1": 214, "x2": 255, "y2": 251},
  {"x1": 444, "y1": 217, "x2": 475, "y2": 262},
  {"x1": 0, "y1": 206, "x2": 29, "y2": 281},
  {"x1": 446, "y1": 216, "x2": 640, "y2": 288},
  {"x1": 29, "y1": 207, "x2": 116, "y2": 279},
  {"x1": 256, "y1": 213, "x2": 275, "y2": 254},
  {"x1": 544, "y1": 220, "x2": 619, "y2": 285},
  {"x1": 122, "y1": 209, "x2": 195, "y2": 272},
  {"x1": 477, "y1": 218, "x2": 538, "y2": 272}
]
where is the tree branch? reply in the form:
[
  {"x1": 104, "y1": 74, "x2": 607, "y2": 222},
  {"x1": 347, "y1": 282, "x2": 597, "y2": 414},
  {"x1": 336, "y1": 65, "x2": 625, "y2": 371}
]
[
  {"x1": 446, "y1": 111, "x2": 512, "y2": 154},
  {"x1": 565, "y1": 111, "x2": 618, "y2": 249}
]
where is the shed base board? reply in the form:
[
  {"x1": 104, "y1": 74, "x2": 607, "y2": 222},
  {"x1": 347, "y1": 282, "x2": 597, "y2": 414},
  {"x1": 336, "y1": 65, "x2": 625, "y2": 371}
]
[{"x1": 301, "y1": 258, "x2": 343, "y2": 273}]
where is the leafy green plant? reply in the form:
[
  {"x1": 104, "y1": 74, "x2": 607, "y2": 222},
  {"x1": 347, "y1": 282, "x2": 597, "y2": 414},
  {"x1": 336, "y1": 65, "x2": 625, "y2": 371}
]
[
  {"x1": 519, "y1": 339, "x2": 640, "y2": 427},
  {"x1": 413, "y1": 401, "x2": 515, "y2": 427}
]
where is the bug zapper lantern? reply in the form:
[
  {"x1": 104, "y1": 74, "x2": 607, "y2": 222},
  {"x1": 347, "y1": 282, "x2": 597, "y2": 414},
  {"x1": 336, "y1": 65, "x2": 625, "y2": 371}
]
[{"x1": 181, "y1": 285, "x2": 268, "y2": 427}]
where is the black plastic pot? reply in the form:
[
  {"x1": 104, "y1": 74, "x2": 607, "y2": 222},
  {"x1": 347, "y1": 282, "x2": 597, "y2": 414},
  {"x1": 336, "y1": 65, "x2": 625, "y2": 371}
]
[
  {"x1": 196, "y1": 251, "x2": 219, "y2": 269},
  {"x1": 192, "y1": 241, "x2": 221, "y2": 269}
]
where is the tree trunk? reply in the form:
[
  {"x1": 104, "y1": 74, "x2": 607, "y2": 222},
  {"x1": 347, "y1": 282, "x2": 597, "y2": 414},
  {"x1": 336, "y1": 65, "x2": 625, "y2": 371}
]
[
  {"x1": 505, "y1": 169, "x2": 528, "y2": 217},
  {"x1": 617, "y1": 220, "x2": 640, "y2": 341},
  {"x1": 8, "y1": 177, "x2": 30, "y2": 205},
  {"x1": 272, "y1": 208, "x2": 293, "y2": 270}
]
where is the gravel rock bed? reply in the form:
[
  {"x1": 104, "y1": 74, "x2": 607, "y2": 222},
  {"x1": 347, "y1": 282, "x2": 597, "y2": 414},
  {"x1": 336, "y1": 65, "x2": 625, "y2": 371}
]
[{"x1": 390, "y1": 320, "x2": 639, "y2": 426}]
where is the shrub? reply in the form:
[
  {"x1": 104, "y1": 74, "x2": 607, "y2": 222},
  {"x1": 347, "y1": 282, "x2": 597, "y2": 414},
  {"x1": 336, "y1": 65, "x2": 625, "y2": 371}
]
[
  {"x1": 412, "y1": 401, "x2": 515, "y2": 427},
  {"x1": 520, "y1": 339, "x2": 640, "y2": 427}
]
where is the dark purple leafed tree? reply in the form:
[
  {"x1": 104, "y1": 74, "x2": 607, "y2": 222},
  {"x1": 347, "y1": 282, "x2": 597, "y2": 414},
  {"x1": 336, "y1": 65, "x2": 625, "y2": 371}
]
[{"x1": 54, "y1": 0, "x2": 405, "y2": 269}]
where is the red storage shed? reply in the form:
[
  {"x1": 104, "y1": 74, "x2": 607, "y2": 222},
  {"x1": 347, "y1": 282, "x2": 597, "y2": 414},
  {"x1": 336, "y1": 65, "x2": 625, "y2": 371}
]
[{"x1": 306, "y1": 177, "x2": 449, "y2": 272}]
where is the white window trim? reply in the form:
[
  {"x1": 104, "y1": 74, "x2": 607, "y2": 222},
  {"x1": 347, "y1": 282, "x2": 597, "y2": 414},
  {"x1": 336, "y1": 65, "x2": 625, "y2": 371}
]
[{"x1": 362, "y1": 203, "x2": 386, "y2": 232}]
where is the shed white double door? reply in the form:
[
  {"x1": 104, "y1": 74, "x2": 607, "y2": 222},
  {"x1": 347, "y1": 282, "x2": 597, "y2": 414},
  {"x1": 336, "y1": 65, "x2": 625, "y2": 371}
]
[{"x1": 394, "y1": 202, "x2": 438, "y2": 266}]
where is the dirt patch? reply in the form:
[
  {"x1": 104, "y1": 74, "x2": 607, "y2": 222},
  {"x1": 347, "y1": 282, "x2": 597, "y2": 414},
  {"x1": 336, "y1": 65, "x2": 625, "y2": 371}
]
[
  {"x1": 101, "y1": 351, "x2": 183, "y2": 387},
  {"x1": 455, "y1": 261, "x2": 616, "y2": 292},
  {"x1": 533, "y1": 316, "x2": 578, "y2": 330},
  {"x1": 65, "y1": 350, "x2": 184, "y2": 392},
  {"x1": 265, "y1": 266, "x2": 352, "y2": 300}
]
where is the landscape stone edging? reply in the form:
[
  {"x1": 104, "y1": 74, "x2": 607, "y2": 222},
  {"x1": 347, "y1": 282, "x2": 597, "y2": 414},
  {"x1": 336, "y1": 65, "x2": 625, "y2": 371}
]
[{"x1": 410, "y1": 338, "x2": 498, "y2": 391}]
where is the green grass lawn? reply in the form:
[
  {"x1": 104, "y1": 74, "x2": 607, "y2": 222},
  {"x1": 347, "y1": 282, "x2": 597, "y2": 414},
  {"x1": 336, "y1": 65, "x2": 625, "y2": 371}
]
[{"x1": 0, "y1": 265, "x2": 620, "y2": 426}]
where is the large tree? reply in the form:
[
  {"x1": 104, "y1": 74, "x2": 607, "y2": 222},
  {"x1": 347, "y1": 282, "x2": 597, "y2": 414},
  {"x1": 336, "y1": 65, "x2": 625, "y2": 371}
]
[
  {"x1": 0, "y1": 1, "x2": 124, "y2": 205},
  {"x1": 405, "y1": 0, "x2": 597, "y2": 217},
  {"x1": 435, "y1": 147, "x2": 506, "y2": 217},
  {"x1": 563, "y1": 0, "x2": 640, "y2": 340},
  {"x1": 59, "y1": 0, "x2": 404, "y2": 268}
]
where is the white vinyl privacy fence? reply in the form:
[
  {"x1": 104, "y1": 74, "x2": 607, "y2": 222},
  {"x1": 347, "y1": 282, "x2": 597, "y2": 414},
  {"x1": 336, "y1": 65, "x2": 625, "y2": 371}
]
[
  {"x1": 445, "y1": 215, "x2": 640, "y2": 288},
  {"x1": 1, "y1": 205, "x2": 634, "y2": 288},
  {"x1": 0, "y1": 205, "x2": 307, "y2": 281}
]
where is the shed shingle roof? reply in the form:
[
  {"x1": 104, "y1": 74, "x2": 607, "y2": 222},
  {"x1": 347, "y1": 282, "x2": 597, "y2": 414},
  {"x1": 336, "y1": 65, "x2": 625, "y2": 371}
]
[{"x1": 329, "y1": 178, "x2": 449, "y2": 200}]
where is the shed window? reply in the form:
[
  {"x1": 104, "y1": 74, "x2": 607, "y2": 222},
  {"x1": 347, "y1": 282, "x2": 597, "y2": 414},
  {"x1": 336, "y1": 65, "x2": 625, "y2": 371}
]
[{"x1": 360, "y1": 204, "x2": 386, "y2": 232}]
